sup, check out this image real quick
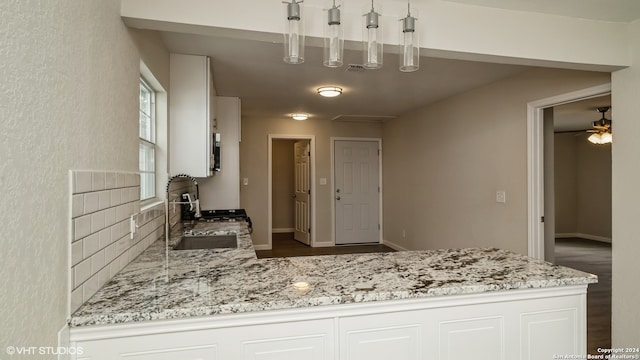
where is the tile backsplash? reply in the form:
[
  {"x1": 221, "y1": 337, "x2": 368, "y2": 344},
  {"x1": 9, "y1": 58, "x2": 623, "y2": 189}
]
[{"x1": 69, "y1": 170, "x2": 164, "y2": 313}]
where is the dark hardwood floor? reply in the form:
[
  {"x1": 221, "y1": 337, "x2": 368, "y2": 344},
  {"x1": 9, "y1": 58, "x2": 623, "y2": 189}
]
[
  {"x1": 256, "y1": 232, "x2": 396, "y2": 259},
  {"x1": 554, "y1": 238, "x2": 611, "y2": 355}
]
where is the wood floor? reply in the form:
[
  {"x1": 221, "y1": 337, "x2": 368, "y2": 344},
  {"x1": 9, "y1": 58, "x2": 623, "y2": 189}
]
[
  {"x1": 255, "y1": 232, "x2": 396, "y2": 259},
  {"x1": 554, "y1": 238, "x2": 611, "y2": 355}
]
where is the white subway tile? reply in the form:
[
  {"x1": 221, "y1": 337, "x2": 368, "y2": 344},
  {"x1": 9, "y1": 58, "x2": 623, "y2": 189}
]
[
  {"x1": 104, "y1": 208, "x2": 116, "y2": 228},
  {"x1": 92, "y1": 172, "x2": 105, "y2": 191},
  {"x1": 134, "y1": 174, "x2": 140, "y2": 186},
  {"x1": 116, "y1": 173, "x2": 126, "y2": 188},
  {"x1": 74, "y1": 171, "x2": 92, "y2": 194},
  {"x1": 70, "y1": 286, "x2": 84, "y2": 313},
  {"x1": 74, "y1": 258, "x2": 92, "y2": 287},
  {"x1": 110, "y1": 189, "x2": 121, "y2": 206},
  {"x1": 82, "y1": 274, "x2": 100, "y2": 302},
  {"x1": 83, "y1": 192, "x2": 99, "y2": 214},
  {"x1": 104, "y1": 243, "x2": 116, "y2": 263},
  {"x1": 72, "y1": 194, "x2": 84, "y2": 218},
  {"x1": 98, "y1": 228, "x2": 111, "y2": 249},
  {"x1": 90, "y1": 210, "x2": 105, "y2": 234},
  {"x1": 91, "y1": 249, "x2": 105, "y2": 273},
  {"x1": 115, "y1": 237, "x2": 128, "y2": 257},
  {"x1": 98, "y1": 190, "x2": 110, "y2": 210},
  {"x1": 109, "y1": 260, "x2": 120, "y2": 278},
  {"x1": 115, "y1": 204, "x2": 128, "y2": 222},
  {"x1": 105, "y1": 172, "x2": 117, "y2": 189},
  {"x1": 130, "y1": 187, "x2": 140, "y2": 202},
  {"x1": 125, "y1": 173, "x2": 136, "y2": 187},
  {"x1": 71, "y1": 240, "x2": 83, "y2": 266},
  {"x1": 110, "y1": 223, "x2": 121, "y2": 243},
  {"x1": 74, "y1": 215, "x2": 91, "y2": 241},
  {"x1": 83, "y1": 233, "x2": 99, "y2": 258},
  {"x1": 98, "y1": 267, "x2": 110, "y2": 287}
]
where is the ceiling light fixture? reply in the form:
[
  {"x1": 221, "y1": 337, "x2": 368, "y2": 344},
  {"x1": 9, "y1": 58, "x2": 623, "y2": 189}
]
[
  {"x1": 317, "y1": 86, "x2": 343, "y2": 97},
  {"x1": 587, "y1": 106, "x2": 612, "y2": 145},
  {"x1": 283, "y1": 0, "x2": 305, "y2": 64},
  {"x1": 324, "y1": 0, "x2": 344, "y2": 68},
  {"x1": 291, "y1": 113, "x2": 309, "y2": 121},
  {"x1": 399, "y1": 0, "x2": 419, "y2": 72},
  {"x1": 363, "y1": 0, "x2": 383, "y2": 69}
]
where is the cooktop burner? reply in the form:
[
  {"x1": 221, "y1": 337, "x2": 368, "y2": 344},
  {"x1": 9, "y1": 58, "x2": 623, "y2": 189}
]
[{"x1": 200, "y1": 209, "x2": 247, "y2": 220}]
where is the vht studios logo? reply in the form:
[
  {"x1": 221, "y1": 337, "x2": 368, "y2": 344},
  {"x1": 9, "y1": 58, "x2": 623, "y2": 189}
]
[{"x1": 5, "y1": 346, "x2": 84, "y2": 356}]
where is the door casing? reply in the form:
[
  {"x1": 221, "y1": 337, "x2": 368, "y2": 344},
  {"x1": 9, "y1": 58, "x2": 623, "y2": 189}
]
[{"x1": 268, "y1": 134, "x2": 316, "y2": 249}]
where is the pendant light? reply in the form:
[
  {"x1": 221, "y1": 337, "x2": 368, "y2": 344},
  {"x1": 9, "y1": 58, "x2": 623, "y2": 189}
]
[
  {"x1": 363, "y1": 1, "x2": 383, "y2": 69},
  {"x1": 399, "y1": 1, "x2": 419, "y2": 72},
  {"x1": 324, "y1": 0, "x2": 344, "y2": 67},
  {"x1": 283, "y1": 0, "x2": 305, "y2": 64}
]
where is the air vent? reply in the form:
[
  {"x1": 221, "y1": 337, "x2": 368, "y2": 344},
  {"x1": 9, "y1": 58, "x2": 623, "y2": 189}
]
[{"x1": 345, "y1": 64, "x2": 366, "y2": 73}]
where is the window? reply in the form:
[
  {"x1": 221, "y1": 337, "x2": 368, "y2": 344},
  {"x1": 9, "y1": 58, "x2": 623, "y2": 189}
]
[{"x1": 139, "y1": 78, "x2": 156, "y2": 200}]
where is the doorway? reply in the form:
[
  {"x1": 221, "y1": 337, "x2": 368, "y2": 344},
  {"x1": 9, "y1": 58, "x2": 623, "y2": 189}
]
[
  {"x1": 332, "y1": 138, "x2": 382, "y2": 245},
  {"x1": 268, "y1": 135, "x2": 315, "y2": 249}
]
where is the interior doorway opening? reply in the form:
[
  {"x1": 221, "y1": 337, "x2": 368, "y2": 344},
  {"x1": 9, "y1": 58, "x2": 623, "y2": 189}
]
[{"x1": 268, "y1": 134, "x2": 316, "y2": 250}]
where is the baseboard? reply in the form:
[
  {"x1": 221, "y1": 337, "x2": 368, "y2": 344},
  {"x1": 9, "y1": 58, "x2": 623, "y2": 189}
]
[
  {"x1": 272, "y1": 228, "x2": 295, "y2": 233},
  {"x1": 58, "y1": 324, "x2": 70, "y2": 360},
  {"x1": 555, "y1": 233, "x2": 612, "y2": 243},
  {"x1": 382, "y1": 239, "x2": 409, "y2": 251},
  {"x1": 253, "y1": 244, "x2": 271, "y2": 250}
]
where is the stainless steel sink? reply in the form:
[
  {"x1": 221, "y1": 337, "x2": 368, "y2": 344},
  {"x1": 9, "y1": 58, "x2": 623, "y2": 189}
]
[{"x1": 174, "y1": 234, "x2": 238, "y2": 250}]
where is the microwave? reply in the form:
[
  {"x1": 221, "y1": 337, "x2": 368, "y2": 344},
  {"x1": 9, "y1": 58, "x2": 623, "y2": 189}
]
[{"x1": 211, "y1": 132, "x2": 221, "y2": 172}]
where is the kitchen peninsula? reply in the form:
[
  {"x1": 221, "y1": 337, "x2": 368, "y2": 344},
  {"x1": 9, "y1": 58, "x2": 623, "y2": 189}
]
[{"x1": 69, "y1": 220, "x2": 597, "y2": 360}]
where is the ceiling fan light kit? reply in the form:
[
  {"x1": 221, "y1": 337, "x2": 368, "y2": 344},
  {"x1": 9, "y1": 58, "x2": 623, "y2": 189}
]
[
  {"x1": 587, "y1": 106, "x2": 613, "y2": 145},
  {"x1": 283, "y1": 0, "x2": 419, "y2": 72}
]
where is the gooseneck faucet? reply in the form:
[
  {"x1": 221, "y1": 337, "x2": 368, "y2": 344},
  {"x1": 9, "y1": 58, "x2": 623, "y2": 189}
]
[{"x1": 182, "y1": 193, "x2": 202, "y2": 219}]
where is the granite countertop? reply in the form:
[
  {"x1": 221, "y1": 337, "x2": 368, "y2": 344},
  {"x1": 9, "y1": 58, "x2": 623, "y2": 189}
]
[{"x1": 69, "y1": 221, "x2": 597, "y2": 327}]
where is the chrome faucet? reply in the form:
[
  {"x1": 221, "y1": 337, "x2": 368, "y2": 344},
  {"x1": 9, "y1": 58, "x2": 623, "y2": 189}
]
[{"x1": 182, "y1": 193, "x2": 202, "y2": 219}]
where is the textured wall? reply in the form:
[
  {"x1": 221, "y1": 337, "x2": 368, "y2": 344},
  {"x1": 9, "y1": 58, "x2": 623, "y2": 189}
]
[
  {"x1": 0, "y1": 0, "x2": 152, "y2": 353},
  {"x1": 382, "y1": 68, "x2": 610, "y2": 254},
  {"x1": 611, "y1": 19, "x2": 640, "y2": 348}
]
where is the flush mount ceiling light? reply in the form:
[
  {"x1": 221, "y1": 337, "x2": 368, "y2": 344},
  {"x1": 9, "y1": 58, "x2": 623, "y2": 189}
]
[
  {"x1": 587, "y1": 106, "x2": 612, "y2": 145},
  {"x1": 317, "y1": 86, "x2": 343, "y2": 97},
  {"x1": 291, "y1": 113, "x2": 309, "y2": 121}
]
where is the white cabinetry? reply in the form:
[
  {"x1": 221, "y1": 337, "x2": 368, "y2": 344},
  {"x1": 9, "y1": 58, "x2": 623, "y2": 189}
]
[
  {"x1": 169, "y1": 53, "x2": 214, "y2": 178},
  {"x1": 71, "y1": 287, "x2": 587, "y2": 360}
]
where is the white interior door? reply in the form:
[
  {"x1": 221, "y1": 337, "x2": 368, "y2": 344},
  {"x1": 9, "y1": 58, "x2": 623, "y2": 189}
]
[
  {"x1": 294, "y1": 140, "x2": 310, "y2": 245},
  {"x1": 334, "y1": 140, "x2": 380, "y2": 245}
]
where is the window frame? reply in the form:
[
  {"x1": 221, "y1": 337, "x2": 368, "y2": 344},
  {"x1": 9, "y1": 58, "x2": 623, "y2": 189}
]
[{"x1": 139, "y1": 77, "x2": 157, "y2": 201}]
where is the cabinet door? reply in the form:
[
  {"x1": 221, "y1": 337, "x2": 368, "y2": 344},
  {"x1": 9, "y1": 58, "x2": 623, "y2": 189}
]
[
  {"x1": 339, "y1": 311, "x2": 424, "y2": 360},
  {"x1": 169, "y1": 53, "x2": 212, "y2": 177},
  {"x1": 236, "y1": 319, "x2": 334, "y2": 360},
  {"x1": 75, "y1": 329, "x2": 224, "y2": 360}
]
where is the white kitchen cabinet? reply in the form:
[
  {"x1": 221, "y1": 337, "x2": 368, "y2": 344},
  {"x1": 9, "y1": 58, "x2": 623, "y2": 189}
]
[
  {"x1": 169, "y1": 53, "x2": 214, "y2": 178},
  {"x1": 70, "y1": 286, "x2": 586, "y2": 360}
]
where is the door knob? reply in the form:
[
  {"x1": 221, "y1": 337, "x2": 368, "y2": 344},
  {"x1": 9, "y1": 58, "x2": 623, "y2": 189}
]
[
  {"x1": 336, "y1": 195, "x2": 341, "y2": 200},
  {"x1": 292, "y1": 194, "x2": 297, "y2": 198}
]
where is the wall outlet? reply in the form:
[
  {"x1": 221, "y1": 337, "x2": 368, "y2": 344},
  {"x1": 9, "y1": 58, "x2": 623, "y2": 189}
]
[
  {"x1": 402, "y1": 229, "x2": 406, "y2": 239},
  {"x1": 319, "y1": 177, "x2": 327, "y2": 185},
  {"x1": 496, "y1": 190, "x2": 506, "y2": 203}
]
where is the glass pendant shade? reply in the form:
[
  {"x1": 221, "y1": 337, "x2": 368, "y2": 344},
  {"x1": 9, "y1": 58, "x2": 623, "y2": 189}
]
[
  {"x1": 588, "y1": 133, "x2": 602, "y2": 144},
  {"x1": 324, "y1": 0, "x2": 344, "y2": 67},
  {"x1": 399, "y1": 4, "x2": 419, "y2": 72},
  {"x1": 284, "y1": 0, "x2": 305, "y2": 64},
  {"x1": 601, "y1": 132, "x2": 613, "y2": 144},
  {"x1": 363, "y1": 1, "x2": 383, "y2": 69}
]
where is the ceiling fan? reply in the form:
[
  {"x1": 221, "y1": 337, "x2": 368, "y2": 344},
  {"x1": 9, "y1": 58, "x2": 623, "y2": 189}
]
[{"x1": 586, "y1": 106, "x2": 612, "y2": 144}]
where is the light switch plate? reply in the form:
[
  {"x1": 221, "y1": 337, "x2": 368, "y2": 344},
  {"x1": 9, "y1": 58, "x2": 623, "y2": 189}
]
[
  {"x1": 319, "y1": 178, "x2": 327, "y2": 185},
  {"x1": 243, "y1": 178, "x2": 249, "y2": 186},
  {"x1": 496, "y1": 190, "x2": 506, "y2": 203}
]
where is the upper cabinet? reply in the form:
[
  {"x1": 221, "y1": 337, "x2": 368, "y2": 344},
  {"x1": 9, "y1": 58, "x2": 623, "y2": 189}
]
[{"x1": 169, "y1": 53, "x2": 214, "y2": 177}]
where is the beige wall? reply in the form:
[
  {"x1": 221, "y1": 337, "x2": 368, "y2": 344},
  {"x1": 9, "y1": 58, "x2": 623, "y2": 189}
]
[
  {"x1": 240, "y1": 118, "x2": 383, "y2": 247},
  {"x1": 0, "y1": 0, "x2": 168, "y2": 350},
  {"x1": 554, "y1": 133, "x2": 612, "y2": 240},
  {"x1": 611, "y1": 19, "x2": 640, "y2": 348},
  {"x1": 272, "y1": 140, "x2": 296, "y2": 230},
  {"x1": 382, "y1": 68, "x2": 610, "y2": 253}
]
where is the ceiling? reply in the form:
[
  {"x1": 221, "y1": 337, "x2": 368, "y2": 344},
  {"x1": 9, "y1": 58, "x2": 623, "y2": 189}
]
[
  {"x1": 553, "y1": 95, "x2": 612, "y2": 133},
  {"x1": 161, "y1": 32, "x2": 531, "y2": 121},
  {"x1": 442, "y1": 0, "x2": 640, "y2": 22}
]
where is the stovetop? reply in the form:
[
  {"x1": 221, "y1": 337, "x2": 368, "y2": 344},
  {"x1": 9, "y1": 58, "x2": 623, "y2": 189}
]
[{"x1": 200, "y1": 209, "x2": 247, "y2": 220}]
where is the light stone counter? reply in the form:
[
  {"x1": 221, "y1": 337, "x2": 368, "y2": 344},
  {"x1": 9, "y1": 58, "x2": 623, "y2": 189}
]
[{"x1": 69, "y1": 221, "x2": 597, "y2": 327}]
